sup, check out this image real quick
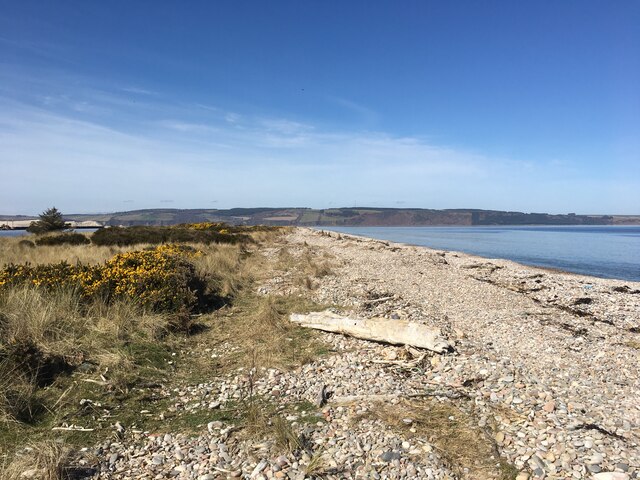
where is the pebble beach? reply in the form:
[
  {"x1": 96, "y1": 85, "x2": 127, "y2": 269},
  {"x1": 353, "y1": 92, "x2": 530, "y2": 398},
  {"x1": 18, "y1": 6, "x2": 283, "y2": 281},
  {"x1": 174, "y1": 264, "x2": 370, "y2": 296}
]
[{"x1": 86, "y1": 227, "x2": 640, "y2": 480}]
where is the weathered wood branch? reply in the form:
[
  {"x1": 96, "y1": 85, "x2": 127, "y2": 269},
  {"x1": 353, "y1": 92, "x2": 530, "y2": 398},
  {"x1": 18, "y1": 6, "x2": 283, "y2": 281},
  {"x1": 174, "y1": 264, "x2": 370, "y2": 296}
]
[{"x1": 290, "y1": 311, "x2": 453, "y2": 353}]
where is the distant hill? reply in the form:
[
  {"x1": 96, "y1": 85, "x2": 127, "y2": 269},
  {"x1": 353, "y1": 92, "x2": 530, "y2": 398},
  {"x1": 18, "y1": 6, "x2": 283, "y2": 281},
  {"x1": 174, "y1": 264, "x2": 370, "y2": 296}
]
[{"x1": 3, "y1": 208, "x2": 638, "y2": 228}]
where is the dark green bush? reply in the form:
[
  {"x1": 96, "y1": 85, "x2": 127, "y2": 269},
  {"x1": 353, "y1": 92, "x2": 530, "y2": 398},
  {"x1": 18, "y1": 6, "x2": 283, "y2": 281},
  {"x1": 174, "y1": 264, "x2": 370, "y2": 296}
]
[
  {"x1": 18, "y1": 239, "x2": 36, "y2": 248},
  {"x1": 91, "y1": 226, "x2": 248, "y2": 247},
  {"x1": 35, "y1": 233, "x2": 90, "y2": 246},
  {"x1": 26, "y1": 207, "x2": 69, "y2": 234}
]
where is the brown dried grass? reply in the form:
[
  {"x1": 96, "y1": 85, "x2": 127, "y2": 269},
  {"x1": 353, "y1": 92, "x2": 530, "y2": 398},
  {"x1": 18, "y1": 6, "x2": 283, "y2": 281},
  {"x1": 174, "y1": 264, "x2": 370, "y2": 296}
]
[{"x1": 370, "y1": 398, "x2": 516, "y2": 480}]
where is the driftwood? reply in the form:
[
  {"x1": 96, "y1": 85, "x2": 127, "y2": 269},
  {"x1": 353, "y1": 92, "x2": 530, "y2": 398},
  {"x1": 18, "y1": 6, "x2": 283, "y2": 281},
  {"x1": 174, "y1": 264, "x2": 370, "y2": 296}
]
[
  {"x1": 52, "y1": 425, "x2": 94, "y2": 432},
  {"x1": 290, "y1": 311, "x2": 453, "y2": 353}
]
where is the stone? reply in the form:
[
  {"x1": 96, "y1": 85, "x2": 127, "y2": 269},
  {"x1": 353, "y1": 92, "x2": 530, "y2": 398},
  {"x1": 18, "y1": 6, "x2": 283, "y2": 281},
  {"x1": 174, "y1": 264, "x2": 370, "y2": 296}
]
[
  {"x1": 615, "y1": 463, "x2": 629, "y2": 472},
  {"x1": 587, "y1": 453, "x2": 603, "y2": 465},
  {"x1": 251, "y1": 460, "x2": 268, "y2": 477},
  {"x1": 379, "y1": 451, "x2": 401, "y2": 462},
  {"x1": 543, "y1": 401, "x2": 556, "y2": 412},
  {"x1": 591, "y1": 474, "x2": 630, "y2": 480},
  {"x1": 588, "y1": 464, "x2": 602, "y2": 474}
]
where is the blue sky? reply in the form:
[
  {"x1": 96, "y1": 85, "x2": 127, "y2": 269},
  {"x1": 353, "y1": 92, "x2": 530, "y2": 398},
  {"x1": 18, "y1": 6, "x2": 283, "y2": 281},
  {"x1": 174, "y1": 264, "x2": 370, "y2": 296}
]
[{"x1": 1, "y1": 1, "x2": 638, "y2": 215}]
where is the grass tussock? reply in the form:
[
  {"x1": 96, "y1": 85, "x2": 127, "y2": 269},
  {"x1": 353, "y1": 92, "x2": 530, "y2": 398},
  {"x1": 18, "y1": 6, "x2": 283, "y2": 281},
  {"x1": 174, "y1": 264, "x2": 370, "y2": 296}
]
[
  {"x1": 206, "y1": 294, "x2": 328, "y2": 373},
  {"x1": 625, "y1": 340, "x2": 640, "y2": 350},
  {"x1": 0, "y1": 440, "x2": 73, "y2": 480},
  {"x1": 0, "y1": 287, "x2": 170, "y2": 424},
  {"x1": 367, "y1": 399, "x2": 517, "y2": 480},
  {"x1": 275, "y1": 245, "x2": 336, "y2": 291},
  {"x1": 240, "y1": 398, "x2": 302, "y2": 453}
]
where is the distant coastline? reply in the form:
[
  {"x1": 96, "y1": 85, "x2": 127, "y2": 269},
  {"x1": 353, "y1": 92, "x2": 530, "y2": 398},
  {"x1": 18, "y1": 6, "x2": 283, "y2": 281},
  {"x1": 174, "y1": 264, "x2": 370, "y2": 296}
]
[{"x1": 2, "y1": 207, "x2": 639, "y2": 228}]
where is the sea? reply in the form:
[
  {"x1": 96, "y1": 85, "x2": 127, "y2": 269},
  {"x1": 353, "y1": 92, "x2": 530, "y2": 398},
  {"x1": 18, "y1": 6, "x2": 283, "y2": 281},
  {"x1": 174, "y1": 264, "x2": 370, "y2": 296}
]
[
  {"x1": 0, "y1": 229, "x2": 98, "y2": 237},
  {"x1": 323, "y1": 225, "x2": 640, "y2": 282}
]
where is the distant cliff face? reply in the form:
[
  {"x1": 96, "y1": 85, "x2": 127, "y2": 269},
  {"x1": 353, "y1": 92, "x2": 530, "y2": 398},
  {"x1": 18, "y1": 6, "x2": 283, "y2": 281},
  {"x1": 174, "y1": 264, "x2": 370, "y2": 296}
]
[{"x1": 4, "y1": 208, "x2": 633, "y2": 227}]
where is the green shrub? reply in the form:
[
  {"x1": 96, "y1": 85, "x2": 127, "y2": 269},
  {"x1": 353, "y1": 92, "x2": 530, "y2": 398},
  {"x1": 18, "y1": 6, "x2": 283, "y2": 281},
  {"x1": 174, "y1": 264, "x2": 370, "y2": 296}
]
[
  {"x1": 26, "y1": 207, "x2": 69, "y2": 234},
  {"x1": 91, "y1": 226, "x2": 248, "y2": 246},
  {"x1": 17, "y1": 239, "x2": 35, "y2": 249},
  {"x1": 35, "y1": 233, "x2": 90, "y2": 246}
]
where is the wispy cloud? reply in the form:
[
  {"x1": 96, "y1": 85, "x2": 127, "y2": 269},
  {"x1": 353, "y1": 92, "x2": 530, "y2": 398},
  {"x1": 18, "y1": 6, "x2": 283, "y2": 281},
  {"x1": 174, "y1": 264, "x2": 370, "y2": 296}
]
[
  {"x1": 0, "y1": 71, "x2": 637, "y2": 215},
  {"x1": 120, "y1": 86, "x2": 158, "y2": 96},
  {"x1": 325, "y1": 95, "x2": 379, "y2": 124}
]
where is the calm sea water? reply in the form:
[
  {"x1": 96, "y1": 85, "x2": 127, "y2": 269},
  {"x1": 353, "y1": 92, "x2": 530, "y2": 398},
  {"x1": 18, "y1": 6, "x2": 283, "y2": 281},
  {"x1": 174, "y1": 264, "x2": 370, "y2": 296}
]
[
  {"x1": 324, "y1": 226, "x2": 640, "y2": 282},
  {"x1": 0, "y1": 230, "x2": 31, "y2": 237},
  {"x1": 0, "y1": 229, "x2": 98, "y2": 237}
]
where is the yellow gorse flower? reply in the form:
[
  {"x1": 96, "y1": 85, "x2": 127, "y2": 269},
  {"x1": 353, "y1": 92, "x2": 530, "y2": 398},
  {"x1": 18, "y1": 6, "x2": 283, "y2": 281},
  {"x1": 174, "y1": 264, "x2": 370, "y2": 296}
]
[{"x1": 0, "y1": 244, "x2": 204, "y2": 312}]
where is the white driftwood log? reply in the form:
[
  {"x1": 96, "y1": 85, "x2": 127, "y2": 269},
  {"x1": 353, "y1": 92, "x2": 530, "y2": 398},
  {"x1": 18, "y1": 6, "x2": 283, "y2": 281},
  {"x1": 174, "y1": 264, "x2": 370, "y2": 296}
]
[{"x1": 290, "y1": 311, "x2": 453, "y2": 353}]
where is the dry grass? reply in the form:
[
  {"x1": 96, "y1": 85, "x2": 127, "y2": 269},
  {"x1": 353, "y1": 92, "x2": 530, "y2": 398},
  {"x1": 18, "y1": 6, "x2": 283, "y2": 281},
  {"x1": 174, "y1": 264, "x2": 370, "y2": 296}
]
[
  {"x1": 240, "y1": 399, "x2": 303, "y2": 453},
  {"x1": 0, "y1": 236, "x2": 138, "y2": 267},
  {"x1": 204, "y1": 294, "x2": 328, "y2": 373},
  {"x1": 0, "y1": 440, "x2": 73, "y2": 480},
  {"x1": 0, "y1": 287, "x2": 169, "y2": 422},
  {"x1": 191, "y1": 243, "x2": 257, "y2": 298},
  {"x1": 275, "y1": 245, "x2": 336, "y2": 291},
  {"x1": 625, "y1": 340, "x2": 640, "y2": 350},
  {"x1": 366, "y1": 398, "x2": 517, "y2": 480}
]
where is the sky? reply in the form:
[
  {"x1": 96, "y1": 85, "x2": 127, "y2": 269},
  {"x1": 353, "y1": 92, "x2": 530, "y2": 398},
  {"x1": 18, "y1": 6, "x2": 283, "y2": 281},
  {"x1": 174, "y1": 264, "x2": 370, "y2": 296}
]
[{"x1": 0, "y1": 1, "x2": 639, "y2": 215}]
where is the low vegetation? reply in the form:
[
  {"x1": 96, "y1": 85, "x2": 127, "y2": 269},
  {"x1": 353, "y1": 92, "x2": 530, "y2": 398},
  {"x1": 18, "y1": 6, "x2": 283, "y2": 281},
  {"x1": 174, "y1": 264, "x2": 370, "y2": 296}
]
[
  {"x1": 364, "y1": 399, "x2": 517, "y2": 480},
  {"x1": 35, "y1": 233, "x2": 90, "y2": 247},
  {"x1": 0, "y1": 223, "x2": 328, "y2": 476},
  {"x1": 90, "y1": 223, "x2": 258, "y2": 246},
  {"x1": 26, "y1": 207, "x2": 68, "y2": 235},
  {"x1": 0, "y1": 244, "x2": 211, "y2": 315}
]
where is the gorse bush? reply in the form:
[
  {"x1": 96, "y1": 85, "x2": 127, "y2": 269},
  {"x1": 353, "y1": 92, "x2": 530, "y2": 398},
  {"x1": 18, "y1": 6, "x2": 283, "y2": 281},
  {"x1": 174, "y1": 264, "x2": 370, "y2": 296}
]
[
  {"x1": 35, "y1": 233, "x2": 90, "y2": 246},
  {"x1": 91, "y1": 225, "x2": 249, "y2": 246},
  {"x1": 0, "y1": 244, "x2": 210, "y2": 313}
]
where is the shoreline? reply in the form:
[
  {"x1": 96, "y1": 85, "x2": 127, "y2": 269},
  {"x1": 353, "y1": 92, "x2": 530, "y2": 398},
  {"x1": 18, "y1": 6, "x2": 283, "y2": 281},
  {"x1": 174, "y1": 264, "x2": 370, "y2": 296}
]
[{"x1": 316, "y1": 225, "x2": 640, "y2": 284}]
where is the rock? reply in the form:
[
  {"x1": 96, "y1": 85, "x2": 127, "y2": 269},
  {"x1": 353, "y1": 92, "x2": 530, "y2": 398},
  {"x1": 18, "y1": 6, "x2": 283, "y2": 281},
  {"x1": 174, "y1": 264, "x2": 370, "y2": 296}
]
[
  {"x1": 591, "y1": 474, "x2": 630, "y2": 480},
  {"x1": 543, "y1": 400, "x2": 556, "y2": 412},
  {"x1": 207, "y1": 420, "x2": 223, "y2": 433},
  {"x1": 615, "y1": 463, "x2": 629, "y2": 472},
  {"x1": 587, "y1": 453, "x2": 603, "y2": 465},
  {"x1": 316, "y1": 383, "x2": 327, "y2": 407},
  {"x1": 379, "y1": 450, "x2": 401, "y2": 462},
  {"x1": 251, "y1": 460, "x2": 268, "y2": 477}
]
